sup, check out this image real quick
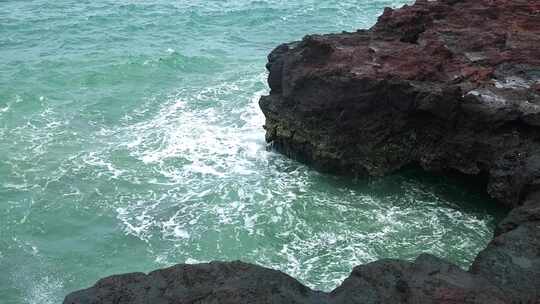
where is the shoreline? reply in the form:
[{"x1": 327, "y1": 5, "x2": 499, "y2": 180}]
[{"x1": 64, "y1": 0, "x2": 540, "y2": 303}]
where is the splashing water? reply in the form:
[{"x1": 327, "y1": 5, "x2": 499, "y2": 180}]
[{"x1": 0, "y1": 1, "x2": 504, "y2": 303}]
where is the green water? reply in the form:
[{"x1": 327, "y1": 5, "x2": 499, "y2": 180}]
[{"x1": 0, "y1": 1, "x2": 505, "y2": 303}]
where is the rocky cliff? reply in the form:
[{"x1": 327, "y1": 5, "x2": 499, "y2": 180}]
[
  {"x1": 65, "y1": 0, "x2": 540, "y2": 303},
  {"x1": 260, "y1": 0, "x2": 540, "y2": 208}
]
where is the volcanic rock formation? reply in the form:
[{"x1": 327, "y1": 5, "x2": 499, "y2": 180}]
[
  {"x1": 65, "y1": 0, "x2": 540, "y2": 303},
  {"x1": 260, "y1": 0, "x2": 540, "y2": 209}
]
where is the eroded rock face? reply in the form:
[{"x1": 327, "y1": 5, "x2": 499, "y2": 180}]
[
  {"x1": 260, "y1": 0, "x2": 540, "y2": 208},
  {"x1": 65, "y1": 1, "x2": 540, "y2": 303}
]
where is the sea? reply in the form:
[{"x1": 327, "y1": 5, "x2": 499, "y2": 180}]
[{"x1": 0, "y1": 1, "x2": 504, "y2": 303}]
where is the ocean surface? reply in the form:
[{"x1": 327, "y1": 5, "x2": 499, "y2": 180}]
[{"x1": 0, "y1": 1, "x2": 505, "y2": 303}]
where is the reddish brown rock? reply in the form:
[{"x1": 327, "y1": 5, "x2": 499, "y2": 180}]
[
  {"x1": 259, "y1": 0, "x2": 540, "y2": 302},
  {"x1": 260, "y1": 0, "x2": 540, "y2": 208}
]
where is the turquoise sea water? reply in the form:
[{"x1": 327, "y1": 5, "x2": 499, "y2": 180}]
[{"x1": 0, "y1": 1, "x2": 505, "y2": 303}]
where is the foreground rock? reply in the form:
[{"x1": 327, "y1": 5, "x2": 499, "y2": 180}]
[
  {"x1": 65, "y1": 0, "x2": 540, "y2": 303},
  {"x1": 63, "y1": 261, "x2": 325, "y2": 304},
  {"x1": 65, "y1": 255, "x2": 514, "y2": 304},
  {"x1": 331, "y1": 254, "x2": 510, "y2": 304},
  {"x1": 472, "y1": 193, "x2": 540, "y2": 303}
]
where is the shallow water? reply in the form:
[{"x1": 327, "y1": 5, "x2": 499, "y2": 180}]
[{"x1": 0, "y1": 1, "x2": 505, "y2": 303}]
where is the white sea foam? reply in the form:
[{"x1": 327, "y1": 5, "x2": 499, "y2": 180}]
[
  {"x1": 8, "y1": 238, "x2": 65, "y2": 304},
  {"x1": 0, "y1": 103, "x2": 10, "y2": 115},
  {"x1": 16, "y1": 71, "x2": 493, "y2": 292},
  {"x1": 81, "y1": 153, "x2": 124, "y2": 179},
  {"x1": 25, "y1": 275, "x2": 64, "y2": 304},
  {"x1": 121, "y1": 73, "x2": 268, "y2": 181}
]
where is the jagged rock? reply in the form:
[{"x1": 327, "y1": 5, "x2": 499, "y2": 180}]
[
  {"x1": 260, "y1": 0, "x2": 540, "y2": 208},
  {"x1": 497, "y1": 191, "x2": 540, "y2": 235},
  {"x1": 471, "y1": 221, "x2": 540, "y2": 303},
  {"x1": 65, "y1": 255, "x2": 514, "y2": 304},
  {"x1": 330, "y1": 254, "x2": 510, "y2": 304},
  {"x1": 472, "y1": 194, "x2": 540, "y2": 304},
  {"x1": 65, "y1": 1, "x2": 540, "y2": 303},
  {"x1": 260, "y1": 0, "x2": 540, "y2": 302},
  {"x1": 63, "y1": 261, "x2": 327, "y2": 304}
]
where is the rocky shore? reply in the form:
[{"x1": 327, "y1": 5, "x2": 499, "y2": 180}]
[{"x1": 65, "y1": 0, "x2": 540, "y2": 303}]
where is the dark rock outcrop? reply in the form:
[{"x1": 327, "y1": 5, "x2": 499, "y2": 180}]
[
  {"x1": 65, "y1": 0, "x2": 540, "y2": 303},
  {"x1": 258, "y1": 0, "x2": 540, "y2": 302},
  {"x1": 260, "y1": 0, "x2": 540, "y2": 208},
  {"x1": 472, "y1": 193, "x2": 540, "y2": 303},
  {"x1": 330, "y1": 254, "x2": 510, "y2": 304},
  {"x1": 65, "y1": 255, "x2": 515, "y2": 304},
  {"x1": 63, "y1": 261, "x2": 326, "y2": 304}
]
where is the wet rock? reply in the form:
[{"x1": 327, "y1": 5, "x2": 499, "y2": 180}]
[{"x1": 260, "y1": 0, "x2": 540, "y2": 208}]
